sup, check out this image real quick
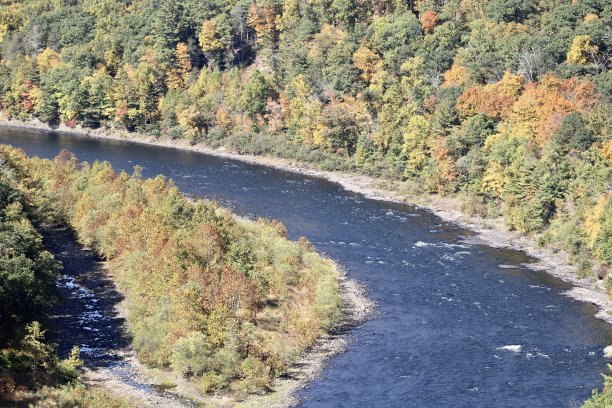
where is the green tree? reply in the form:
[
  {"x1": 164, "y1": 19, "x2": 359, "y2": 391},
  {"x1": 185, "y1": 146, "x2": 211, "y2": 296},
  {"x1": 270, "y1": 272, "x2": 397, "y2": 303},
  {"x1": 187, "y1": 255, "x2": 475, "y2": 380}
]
[
  {"x1": 370, "y1": 10, "x2": 423, "y2": 73},
  {"x1": 553, "y1": 112, "x2": 595, "y2": 153},
  {"x1": 240, "y1": 70, "x2": 272, "y2": 119},
  {"x1": 332, "y1": 0, "x2": 356, "y2": 29},
  {"x1": 21, "y1": 321, "x2": 56, "y2": 384}
]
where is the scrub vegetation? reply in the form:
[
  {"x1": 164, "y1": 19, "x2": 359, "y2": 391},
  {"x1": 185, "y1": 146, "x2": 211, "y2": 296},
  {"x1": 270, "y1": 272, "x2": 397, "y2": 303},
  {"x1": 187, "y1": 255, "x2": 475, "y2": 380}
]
[
  {"x1": 0, "y1": 145, "x2": 341, "y2": 400},
  {"x1": 0, "y1": 153, "x2": 129, "y2": 406}
]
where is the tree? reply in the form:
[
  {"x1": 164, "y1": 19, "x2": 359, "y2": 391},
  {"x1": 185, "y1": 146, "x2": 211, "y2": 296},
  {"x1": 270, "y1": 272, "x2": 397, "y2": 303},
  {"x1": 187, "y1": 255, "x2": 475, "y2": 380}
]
[
  {"x1": 82, "y1": 68, "x2": 114, "y2": 127},
  {"x1": 353, "y1": 46, "x2": 383, "y2": 84},
  {"x1": 552, "y1": 112, "x2": 595, "y2": 152},
  {"x1": 199, "y1": 20, "x2": 224, "y2": 53},
  {"x1": 240, "y1": 70, "x2": 273, "y2": 119},
  {"x1": 457, "y1": 71, "x2": 524, "y2": 120},
  {"x1": 36, "y1": 48, "x2": 60, "y2": 73},
  {"x1": 442, "y1": 64, "x2": 469, "y2": 88},
  {"x1": 22, "y1": 321, "x2": 56, "y2": 384},
  {"x1": 248, "y1": 3, "x2": 278, "y2": 48},
  {"x1": 151, "y1": 0, "x2": 186, "y2": 67},
  {"x1": 399, "y1": 56, "x2": 432, "y2": 105},
  {"x1": 430, "y1": 85, "x2": 462, "y2": 136},
  {"x1": 332, "y1": 0, "x2": 356, "y2": 29},
  {"x1": 419, "y1": 10, "x2": 439, "y2": 34},
  {"x1": 507, "y1": 74, "x2": 596, "y2": 144},
  {"x1": 402, "y1": 114, "x2": 430, "y2": 177},
  {"x1": 566, "y1": 35, "x2": 598, "y2": 65},
  {"x1": 517, "y1": 46, "x2": 545, "y2": 82},
  {"x1": 446, "y1": 114, "x2": 495, "y2": 157},
  {"x1": 485, "y1": 0, "x2": 537, "y2": 23},
  {"x1": 585, "y1": 194, "x2": 611, "y2": 266},
  {"x1": 455, "y1": 19, "x2": 530, "y2": 83},
  {"x1": 313, "y1": 96, "x2": 368, "y2": 156},
  {"x1": 168, "y1": 42, "x2": 192, "y2": 89},
  {"x1": 371, "y1": 11, "x2": 422, "y2": 73},
  {"x1": 283, "y1": 74, "x2": 320, "y2": 145}
]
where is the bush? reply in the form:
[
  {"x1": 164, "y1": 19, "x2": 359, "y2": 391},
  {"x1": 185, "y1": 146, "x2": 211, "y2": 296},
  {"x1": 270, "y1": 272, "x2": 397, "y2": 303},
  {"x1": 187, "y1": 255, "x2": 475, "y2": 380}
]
[
  {"x1": 167, "y1": 126, "x2": 184, "y2": 140},
  {"x1": 36, "y1": 384, "x2": 133, "y2": 408},
  {"x1": 197, "y1": 371, "x2": 226, "y2": 394},
  {"x1": 206, "y1": 126, "x2": 226, "y2": 143},
  {"x1": 56, "y1": 346, "x2": 83, "y2": 383},
  {"x1": 170, "y1": 332, "x2": 212, "y2": 377},
  {"x1": 238, "y1": 356, "x2": 271, "y2": 393},
  {"x1": 576, "y1": 256, "x2": 593, "y2": 278},
  {"x1": 461, "y1": 195, "x2": 488, "y2": 218},
  {"x1": 583, "y1": 369, "x2": 612, "y2": 408}
]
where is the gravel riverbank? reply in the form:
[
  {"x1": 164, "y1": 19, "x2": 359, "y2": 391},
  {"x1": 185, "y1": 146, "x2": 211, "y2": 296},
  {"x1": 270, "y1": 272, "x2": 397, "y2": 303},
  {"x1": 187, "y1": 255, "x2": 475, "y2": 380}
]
[{"x1": 2, "y1": 118, "x2": 609, "y2": 327}]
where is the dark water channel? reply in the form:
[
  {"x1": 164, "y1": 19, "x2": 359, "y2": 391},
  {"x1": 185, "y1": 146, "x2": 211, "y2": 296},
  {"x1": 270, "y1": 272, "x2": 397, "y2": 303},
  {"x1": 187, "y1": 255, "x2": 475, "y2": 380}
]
[{"x1": 2, "y1": 127, "x2": 611, "y2": 408}]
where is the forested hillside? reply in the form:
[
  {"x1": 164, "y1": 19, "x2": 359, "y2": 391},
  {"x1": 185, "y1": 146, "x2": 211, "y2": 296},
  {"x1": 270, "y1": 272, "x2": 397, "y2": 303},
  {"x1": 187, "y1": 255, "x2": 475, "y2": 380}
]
[
  {"x1": 0, "y1": 1, "x2": 610, "y2": 280},
  {"x1": 0, "y1": 145, "x2": 341, "y2": 397}
]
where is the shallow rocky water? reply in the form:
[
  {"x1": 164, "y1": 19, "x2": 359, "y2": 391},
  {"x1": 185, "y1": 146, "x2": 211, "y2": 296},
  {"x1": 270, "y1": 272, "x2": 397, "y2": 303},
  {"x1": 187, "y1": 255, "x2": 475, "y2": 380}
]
[{"x1": 2, "y1": 127, "x2": 611, "y2": 407}]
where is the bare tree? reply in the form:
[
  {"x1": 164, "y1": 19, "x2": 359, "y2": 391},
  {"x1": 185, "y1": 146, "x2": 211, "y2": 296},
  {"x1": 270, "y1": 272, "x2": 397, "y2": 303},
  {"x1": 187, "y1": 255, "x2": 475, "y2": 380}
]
[
  {"x1": 517, "y1": 46, "x2": 543, "y2": 82},
  {"x1": 590, "y1": 29, "x2": 612, "y2": 74},
  {"x1": 424, "y1": 67, "x2": 443, "y2": 90}
]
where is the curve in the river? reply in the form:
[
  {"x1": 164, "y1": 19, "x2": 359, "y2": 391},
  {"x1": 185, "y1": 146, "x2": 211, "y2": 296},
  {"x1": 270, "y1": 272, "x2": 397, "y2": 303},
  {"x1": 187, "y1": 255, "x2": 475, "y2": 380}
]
[{"x1": 2, "y1": 127, "x2": 611, "y2": 408}]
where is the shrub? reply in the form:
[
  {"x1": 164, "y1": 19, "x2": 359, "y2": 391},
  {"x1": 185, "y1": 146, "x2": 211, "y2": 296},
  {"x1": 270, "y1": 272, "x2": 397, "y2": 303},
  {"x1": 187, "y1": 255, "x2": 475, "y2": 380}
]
[
  {"x1": 170, "y1": 332, "x2": 212, "y2": 377},
  {"x1": 238, "y1": 356, "x2": 271, "y2": 393},
  {"x1": 167, "y1": 126, "x2": 184, "y2": 140},
  {"x1": 37, "y1": 384, "x2": 133, "y2": 408},
  {"x1": 197, "y1": 371, "x2": 226, "y2": 394}
]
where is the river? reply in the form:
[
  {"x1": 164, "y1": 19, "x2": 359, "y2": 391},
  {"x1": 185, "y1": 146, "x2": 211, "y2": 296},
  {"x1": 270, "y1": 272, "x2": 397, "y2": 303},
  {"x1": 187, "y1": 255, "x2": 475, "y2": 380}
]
[{"x1": 1, "y1": 126, "x2": 611, "y2": 408}]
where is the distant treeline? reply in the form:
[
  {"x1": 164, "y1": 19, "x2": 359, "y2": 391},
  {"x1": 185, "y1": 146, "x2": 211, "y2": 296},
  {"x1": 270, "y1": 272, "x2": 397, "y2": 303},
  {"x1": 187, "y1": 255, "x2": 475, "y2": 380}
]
[
  {"x1": 1, "y1": 145, "x2": 341, "y2": 395},
  {"x1": 0, "y1": 0, "x2": 609, "y2": 285}
]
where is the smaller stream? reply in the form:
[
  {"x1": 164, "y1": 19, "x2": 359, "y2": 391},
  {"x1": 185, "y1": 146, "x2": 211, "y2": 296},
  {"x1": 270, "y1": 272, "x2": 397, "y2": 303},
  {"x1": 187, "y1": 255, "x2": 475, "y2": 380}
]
[{"x1": 44, "y1": 227, "x2": 192, "y2": 407}]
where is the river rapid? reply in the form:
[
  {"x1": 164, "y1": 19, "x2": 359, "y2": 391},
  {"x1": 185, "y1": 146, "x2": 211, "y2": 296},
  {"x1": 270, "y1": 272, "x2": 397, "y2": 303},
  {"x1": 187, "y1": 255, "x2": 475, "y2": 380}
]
[{"x1": 1, "y1": 127, "x2": 611, "y2": 408}]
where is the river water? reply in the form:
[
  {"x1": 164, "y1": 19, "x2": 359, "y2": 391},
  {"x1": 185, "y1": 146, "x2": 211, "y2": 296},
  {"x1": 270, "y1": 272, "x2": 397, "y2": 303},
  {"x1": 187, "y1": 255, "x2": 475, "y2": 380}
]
[{"x1": 2, "y1": 127, "x2": 611, "y2": 408}]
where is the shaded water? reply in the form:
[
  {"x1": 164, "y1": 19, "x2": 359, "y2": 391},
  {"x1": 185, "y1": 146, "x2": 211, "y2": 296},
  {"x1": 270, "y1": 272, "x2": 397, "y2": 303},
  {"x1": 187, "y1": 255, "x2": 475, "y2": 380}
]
[{"x1": 2, "y1": 127, "x2": 611, "y2": 408}]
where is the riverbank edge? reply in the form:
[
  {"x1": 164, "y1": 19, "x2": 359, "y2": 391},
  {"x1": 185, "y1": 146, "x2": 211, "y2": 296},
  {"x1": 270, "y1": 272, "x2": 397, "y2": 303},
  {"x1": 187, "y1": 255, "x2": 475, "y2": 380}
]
[
  {"x1": 0, "y1": 118, "x2": 376, "y2": 407},
  {"x1": 0, "y1": 118, "x2": 609, "y2": 323},
  {"x1": 104, "y1": 259, "x2": 375, "y2": 408},
  {"x1": 236, "y1": 262, "x2": 376, "y2": 408}
]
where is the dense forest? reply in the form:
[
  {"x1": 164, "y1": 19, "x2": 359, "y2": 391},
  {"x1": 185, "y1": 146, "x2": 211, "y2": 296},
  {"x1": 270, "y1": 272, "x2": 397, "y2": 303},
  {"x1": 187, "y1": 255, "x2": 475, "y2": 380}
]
[
  {"x1": 0, "y1": 0, "x2": 609, "y2": 287},
  {"x1": 0, "y1": 144, "x2": 341, "y2": 401}
]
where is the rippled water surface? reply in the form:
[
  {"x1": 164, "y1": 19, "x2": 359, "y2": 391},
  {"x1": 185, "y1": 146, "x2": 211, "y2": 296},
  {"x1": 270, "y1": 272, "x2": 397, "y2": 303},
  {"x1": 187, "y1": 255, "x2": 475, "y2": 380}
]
[{"x1": 2, "y1": 127, "x2": 611, "y2": 408}]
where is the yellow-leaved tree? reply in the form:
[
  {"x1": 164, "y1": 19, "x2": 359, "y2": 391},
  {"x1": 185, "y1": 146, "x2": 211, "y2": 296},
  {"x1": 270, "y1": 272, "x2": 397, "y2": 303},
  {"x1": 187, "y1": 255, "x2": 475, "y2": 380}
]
[
  {"x1": 566, "y1": 35, "x2": 598, "y2": 65},
  {"x1": 199, "y1": 20, "x2": 224, "y2": 53}
]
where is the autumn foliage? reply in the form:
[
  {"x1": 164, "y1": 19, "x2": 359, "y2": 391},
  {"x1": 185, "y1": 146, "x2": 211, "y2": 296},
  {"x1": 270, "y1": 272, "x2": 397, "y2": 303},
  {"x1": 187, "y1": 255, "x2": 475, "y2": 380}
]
[
  {"x1": 0, "y1": 0, "x2": 609, "y2": 303},
  {"x1": 419, "y1": 10, "x2": 438, "y2": 34},
  {"x1": 1, "y1": 146, "x2": 341, "y2": 393},
  {"x1": 458, "y1": 72, "x2": 524, "y2": 120}
]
